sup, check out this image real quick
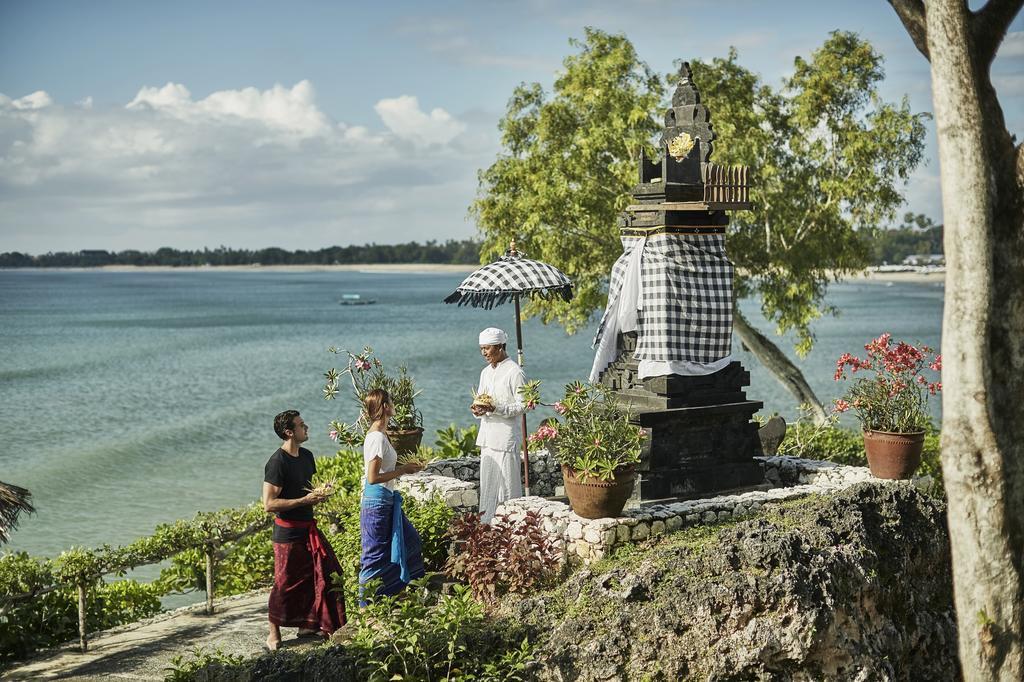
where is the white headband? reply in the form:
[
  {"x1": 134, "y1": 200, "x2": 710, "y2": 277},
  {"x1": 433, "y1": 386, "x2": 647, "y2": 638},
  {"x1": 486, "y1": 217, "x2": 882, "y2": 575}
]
[{"x1": 478, "y1": 327, "x2": 508, "y2": 345}]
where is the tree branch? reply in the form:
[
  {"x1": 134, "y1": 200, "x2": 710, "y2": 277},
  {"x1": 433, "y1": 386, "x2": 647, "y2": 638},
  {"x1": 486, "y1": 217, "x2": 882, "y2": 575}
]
[
  {"x1": 974, "y1": 0, "x2": 1024, "y2": 66},
  {"x1": 887, "y1": 0, "x2": 930, "y2": 61},
  {"x1": 733, "y1": 305, "x2": 828, "y2": 424}
]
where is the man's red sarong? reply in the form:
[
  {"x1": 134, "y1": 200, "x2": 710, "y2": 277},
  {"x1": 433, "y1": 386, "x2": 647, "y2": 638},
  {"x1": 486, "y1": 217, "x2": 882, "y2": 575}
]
[{"x1": 268, "y1": 518, "x2": 347, "y2": 633}]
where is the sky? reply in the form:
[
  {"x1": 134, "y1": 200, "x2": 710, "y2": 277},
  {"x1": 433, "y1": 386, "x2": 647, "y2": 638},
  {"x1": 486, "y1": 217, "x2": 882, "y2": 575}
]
[{"x1": 1, "y1": 0, "x2": 1021, "y2": 254}]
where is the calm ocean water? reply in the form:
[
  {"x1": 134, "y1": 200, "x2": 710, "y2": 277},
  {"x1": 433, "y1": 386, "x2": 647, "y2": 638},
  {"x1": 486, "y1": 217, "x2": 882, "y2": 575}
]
[{"x1": 0, "y1": 269, "x2": 944, "y2": 561}]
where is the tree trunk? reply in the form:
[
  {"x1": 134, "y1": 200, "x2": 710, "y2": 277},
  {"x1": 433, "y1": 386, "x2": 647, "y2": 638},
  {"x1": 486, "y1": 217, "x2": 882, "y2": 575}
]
[
  {"x1": 924, "y1": 1, "x2": 1024, "y2": 678},
  {"x1": 733, "y1": 307, "x2": 828, "y2": 424}
]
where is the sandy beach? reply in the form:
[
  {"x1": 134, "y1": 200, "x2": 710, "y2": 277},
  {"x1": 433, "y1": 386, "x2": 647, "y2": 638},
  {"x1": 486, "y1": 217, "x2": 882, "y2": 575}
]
[
  {"x1": 92, "y1": 263, "x2": 480, "y2": 274},
  {"x1": 846, "y1": 269, "x2": 945, "y2": 284},
  {"x1": 7, "y1": 263, "x2": 945, "y2": 283}
]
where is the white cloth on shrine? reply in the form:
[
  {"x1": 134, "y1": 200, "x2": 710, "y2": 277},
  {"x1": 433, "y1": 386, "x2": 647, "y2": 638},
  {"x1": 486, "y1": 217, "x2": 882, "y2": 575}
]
[
  {"x1": 474, "y1": 356, "x2": 526, "y2": 522},
  {"x1": 590, "y1": 234, "x2": 732, "y2": 382}
]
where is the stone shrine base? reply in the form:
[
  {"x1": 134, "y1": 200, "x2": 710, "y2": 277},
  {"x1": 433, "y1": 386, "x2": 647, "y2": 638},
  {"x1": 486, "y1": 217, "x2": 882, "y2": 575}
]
[{"x1": 398, "y1": 453, "x2": 933, "y2": 565}]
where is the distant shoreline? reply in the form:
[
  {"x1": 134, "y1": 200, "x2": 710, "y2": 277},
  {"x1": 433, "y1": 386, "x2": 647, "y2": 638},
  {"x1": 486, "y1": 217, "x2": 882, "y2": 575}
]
[
  {"x1": 0, "y1": 263, "x2": 946, "y2": 283},
  {"x1": 846, "y1": 269, "x2": 945, "y2": 284},
  {"x1": 4, "y1": 263, "x2": 480, "y2": 274}
]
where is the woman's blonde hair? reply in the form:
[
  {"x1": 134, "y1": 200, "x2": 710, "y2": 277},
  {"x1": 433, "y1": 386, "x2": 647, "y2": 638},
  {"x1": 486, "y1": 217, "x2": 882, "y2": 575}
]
[{"x1": 364, "y1": 388, "x2": 391, "y2": 426}]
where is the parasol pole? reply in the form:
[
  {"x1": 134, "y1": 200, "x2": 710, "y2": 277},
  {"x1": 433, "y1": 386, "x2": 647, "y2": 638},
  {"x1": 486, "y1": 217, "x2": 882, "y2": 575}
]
[{"x1": 514, "y1": 292, "x2": 531, "y2": 497}]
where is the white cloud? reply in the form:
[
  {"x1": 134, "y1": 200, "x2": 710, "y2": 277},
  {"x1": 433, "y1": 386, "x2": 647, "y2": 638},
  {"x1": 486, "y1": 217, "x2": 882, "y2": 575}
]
[
  {"x1": 126, "y1": 80, "x2": 329, "y2": 137},
  {"x1": 0, "y1": 82, "x2": 489, "y2": 252},
  {"x1": 374, "y1": 95, "x2": 466, "y2": 147},
  {"x1": 0, "y1": 90, "x2": 54, "y2": 110}
]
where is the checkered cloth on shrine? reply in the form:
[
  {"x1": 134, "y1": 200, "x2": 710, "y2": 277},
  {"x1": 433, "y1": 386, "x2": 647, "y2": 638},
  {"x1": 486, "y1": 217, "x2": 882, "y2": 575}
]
[
  {"x1": 594, "y1": 233, "x2": 734, "y2": 363},
  {"x1": 444, "y1": 251, "x2": 573, "y2": 310}
]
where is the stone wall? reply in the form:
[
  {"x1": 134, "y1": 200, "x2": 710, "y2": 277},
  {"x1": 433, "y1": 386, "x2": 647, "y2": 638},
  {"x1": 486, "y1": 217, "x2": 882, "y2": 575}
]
[
  {"x1": 403, "y1": 453, "x2": 933, "y2": 567},
  {"x1": 419, "y1": 449, "x2": 563, "y2": 498}
]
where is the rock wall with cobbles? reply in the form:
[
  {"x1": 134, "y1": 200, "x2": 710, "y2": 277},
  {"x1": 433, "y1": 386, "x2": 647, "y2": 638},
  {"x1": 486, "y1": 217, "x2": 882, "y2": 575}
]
[
  {"x1": 409, "y1": 453, "x2": 933, "y2": 567},
  {"x1": 494, "y1": 457, "x2": 932, "y2": 564},
  {"x1": 422, "y1": 449, "x2": 562, "y2": 497}
]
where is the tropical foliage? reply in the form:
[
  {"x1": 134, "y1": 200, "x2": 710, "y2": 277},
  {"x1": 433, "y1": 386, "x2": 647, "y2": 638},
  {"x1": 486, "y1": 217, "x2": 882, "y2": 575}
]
[
  {"x1": 447, "y1": 511, "x2": 561, "y2": 604},
  {"x1": 0, "y1": 445, "x2": 456, "y2": 664},
  {"x1": 324, "y1": 346, "x2": 424, "y2": 444},
  {"x1": 833, "y1": 333, "x2": 942, "y2": 433},
  {"x1": 541, "y1": 382, "x2": 645, "y2": 481},
  {"x1": 472, "y1": 28, "x2": 928, "y2": 412},
  {"x1": 434, "y1": 423, "x2": 480, "y2": 459}
]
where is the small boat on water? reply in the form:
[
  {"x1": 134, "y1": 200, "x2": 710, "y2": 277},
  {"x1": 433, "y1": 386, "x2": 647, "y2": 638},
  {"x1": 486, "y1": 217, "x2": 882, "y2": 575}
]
[{"x1": 339, "y1": 294, "x2": 376, "y2": 306}]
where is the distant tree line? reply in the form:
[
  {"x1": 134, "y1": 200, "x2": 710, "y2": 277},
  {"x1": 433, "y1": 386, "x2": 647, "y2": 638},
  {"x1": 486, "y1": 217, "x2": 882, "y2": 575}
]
[
  {"x1": 0, "y1": 239, "x2": 482, "y2": 268},
  {"x1": 871, "y1": 213, "x2": 944, "y2": 265},
  {"x1": 1, "y1": 221, "x2": 939, "y2": 269}
]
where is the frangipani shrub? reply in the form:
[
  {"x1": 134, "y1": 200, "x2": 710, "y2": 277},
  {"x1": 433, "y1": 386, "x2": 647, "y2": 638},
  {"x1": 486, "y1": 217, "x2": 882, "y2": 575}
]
[{"x1": 833, "y1": 333, "x2": 942, "y2": 433}]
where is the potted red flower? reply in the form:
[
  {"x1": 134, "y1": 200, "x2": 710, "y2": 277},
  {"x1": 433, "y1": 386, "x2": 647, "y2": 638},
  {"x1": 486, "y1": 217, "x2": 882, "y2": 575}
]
[{"x1": 833, "y1": 333, "x2": 941, "y2": 479}]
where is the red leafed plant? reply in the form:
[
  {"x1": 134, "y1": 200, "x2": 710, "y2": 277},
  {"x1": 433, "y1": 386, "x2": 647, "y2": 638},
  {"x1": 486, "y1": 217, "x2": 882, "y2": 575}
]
[
  {"x1": 445, "y1": 510, "x2": 561, "y2": 603},
  {"x1": 833, "y1": 332, "x2": 942, "y2": 433}
]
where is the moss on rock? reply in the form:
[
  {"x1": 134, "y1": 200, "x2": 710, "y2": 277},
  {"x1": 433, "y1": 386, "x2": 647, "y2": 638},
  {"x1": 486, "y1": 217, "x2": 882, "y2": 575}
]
[{"x1": 500, "y1": 482, "x2": 958, "y2": 681}]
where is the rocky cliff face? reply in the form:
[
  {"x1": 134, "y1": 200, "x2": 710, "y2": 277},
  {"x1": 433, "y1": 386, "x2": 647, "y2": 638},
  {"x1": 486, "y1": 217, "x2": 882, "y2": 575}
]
[
  {"x1": 505, "y1": 482, "x2": 958, "y2": 681},
  {"x1": 188, "y1": 482, "x2": 958, "y2": 681}
]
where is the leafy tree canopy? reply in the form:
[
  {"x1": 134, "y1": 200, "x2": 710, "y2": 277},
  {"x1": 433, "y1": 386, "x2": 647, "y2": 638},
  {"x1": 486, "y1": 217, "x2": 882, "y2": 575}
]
[{"x1": 473, "y1": 29, "x2": 928, "y2": 355}]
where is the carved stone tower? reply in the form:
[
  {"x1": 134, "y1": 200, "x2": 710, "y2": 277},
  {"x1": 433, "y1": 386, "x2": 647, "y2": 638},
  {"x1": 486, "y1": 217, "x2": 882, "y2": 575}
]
[{"x1": 595, "y1": 62, "x2": 765, "y2": 502}]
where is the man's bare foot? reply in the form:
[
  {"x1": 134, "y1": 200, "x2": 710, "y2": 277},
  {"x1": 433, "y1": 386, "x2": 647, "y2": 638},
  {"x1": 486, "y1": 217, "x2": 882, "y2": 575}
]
[
  {"x1": 266, "y1": 636, "x2": 281, "y2": 651},
  {"x1": 296, "y1": 627, "x2": 321, "y2": 638}
]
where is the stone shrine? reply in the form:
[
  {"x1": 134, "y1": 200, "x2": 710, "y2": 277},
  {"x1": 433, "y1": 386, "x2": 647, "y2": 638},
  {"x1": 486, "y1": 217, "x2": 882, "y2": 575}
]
[{"x1": 593, "y1": 62, "x2": 765, "y2": 503}]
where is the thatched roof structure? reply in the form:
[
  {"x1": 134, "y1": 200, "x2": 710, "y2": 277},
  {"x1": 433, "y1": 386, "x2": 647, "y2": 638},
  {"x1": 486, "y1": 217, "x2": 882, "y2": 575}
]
[{"x1": 0, "y1": 481, "x2": 34, "y2": 544}]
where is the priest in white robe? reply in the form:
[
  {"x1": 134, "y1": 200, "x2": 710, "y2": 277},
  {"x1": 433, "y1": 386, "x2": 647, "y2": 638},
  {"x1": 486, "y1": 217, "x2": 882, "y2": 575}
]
[{"x1": 470, "y1": 327, "x2": 526, "y2": 523}]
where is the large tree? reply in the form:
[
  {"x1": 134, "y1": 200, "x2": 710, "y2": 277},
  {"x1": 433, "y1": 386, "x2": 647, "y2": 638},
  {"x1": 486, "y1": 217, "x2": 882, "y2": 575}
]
[
  {"x1": 887, "y1": 1, "x2": 1024, "y2": 678},
  {"x1": 473, "y1": 30, "x2": 926, "y2": 420}
]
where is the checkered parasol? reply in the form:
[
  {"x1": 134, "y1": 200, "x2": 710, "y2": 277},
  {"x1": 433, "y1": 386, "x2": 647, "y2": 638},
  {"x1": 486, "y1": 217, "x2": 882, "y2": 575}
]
[
  {"x1": 443, "y1": 244, "x2": 573, "y2": 496},
  {"x1": 443, "y1": 248, "x2": 573, "y2": 309}
]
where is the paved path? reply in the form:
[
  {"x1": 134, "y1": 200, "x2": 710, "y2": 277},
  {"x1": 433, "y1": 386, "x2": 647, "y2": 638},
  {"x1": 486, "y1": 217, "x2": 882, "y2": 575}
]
[{"x1": 2, "y1": 590, "x2": 319, "y2": 681}]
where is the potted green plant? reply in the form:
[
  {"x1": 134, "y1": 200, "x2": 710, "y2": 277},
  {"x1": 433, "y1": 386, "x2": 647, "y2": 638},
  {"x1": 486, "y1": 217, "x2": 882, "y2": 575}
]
[
  {"x1": 833, "y1": 333, "x2": 942, "y2": 479},
  {"x1": 524, "y1": 381, "x2": 645, "y2": 519},
  {"x1": 323, "y1": 346, "x2": 424, "y2": 455}
]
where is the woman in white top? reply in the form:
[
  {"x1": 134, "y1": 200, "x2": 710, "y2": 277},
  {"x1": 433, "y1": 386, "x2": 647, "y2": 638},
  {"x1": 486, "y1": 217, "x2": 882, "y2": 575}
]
[{"x1": 358, "y1": 388, "x2": 425, "y2": 605}]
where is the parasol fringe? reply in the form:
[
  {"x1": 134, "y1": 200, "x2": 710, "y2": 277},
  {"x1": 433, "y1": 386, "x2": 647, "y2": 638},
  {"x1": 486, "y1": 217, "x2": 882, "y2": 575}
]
[{"x1": 444, "y1": 285, "x2": 573, "y2": 309}]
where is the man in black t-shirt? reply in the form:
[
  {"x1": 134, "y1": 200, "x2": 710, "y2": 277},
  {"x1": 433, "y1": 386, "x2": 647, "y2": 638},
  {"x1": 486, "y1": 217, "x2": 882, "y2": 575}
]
[{"x1": 262, "y1": 410, "x2": 346, "y2": 651}]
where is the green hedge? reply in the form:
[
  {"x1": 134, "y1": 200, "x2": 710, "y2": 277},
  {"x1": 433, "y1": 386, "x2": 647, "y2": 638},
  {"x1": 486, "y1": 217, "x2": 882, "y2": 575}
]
[{"x1": 0, "y1": 552, "x2": 163, "y2": 663}]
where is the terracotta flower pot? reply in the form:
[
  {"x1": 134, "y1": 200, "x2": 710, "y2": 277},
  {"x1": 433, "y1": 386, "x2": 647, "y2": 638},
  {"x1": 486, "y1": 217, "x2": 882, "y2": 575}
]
[
  {"x1": 561, "y1": 464, "x2": 635, "y2": 519},
  {"x1": 862, "y1": 429, "x2": 925, "y2": 479},
  {"x1": 389, "y1": 428, "x2": 424, "y2": 456}
]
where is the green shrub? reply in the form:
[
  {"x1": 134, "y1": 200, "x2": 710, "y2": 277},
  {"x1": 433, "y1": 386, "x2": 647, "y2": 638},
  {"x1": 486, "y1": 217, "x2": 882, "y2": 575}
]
[
  {"x1": 780, "y1": 421, "x2": 865, "y2": 465},
  {"x1": 164, "y1": 646, "x2": 245, "y2": 682},
  {"x1": 435, "y1": 423, "x2": 480, "y2": 459},
  {"x1": 178, "y1": 581, "x2": 532, "y2": 681},
  {"x1": 347, "y1": 579, "x2": 533, "y2": 682},
  {"x1": 0, "y1": 552, "x2": 162, "y2": 664},
  {"x1": 91, "y1": 579, "x2": 163, "y2": 630},
  {"x1": 313, "y1": 449, "x2": 364, "y2": 495},
  {"x1": 157, "y1": 529, "x2": 275, "y2": 597}
]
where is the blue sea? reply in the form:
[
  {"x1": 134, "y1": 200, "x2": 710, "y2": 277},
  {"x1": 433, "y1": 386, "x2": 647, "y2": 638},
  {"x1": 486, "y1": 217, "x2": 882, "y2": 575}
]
[{"x1": 0, "y1": 268, "x2": 944, "y2": 561}]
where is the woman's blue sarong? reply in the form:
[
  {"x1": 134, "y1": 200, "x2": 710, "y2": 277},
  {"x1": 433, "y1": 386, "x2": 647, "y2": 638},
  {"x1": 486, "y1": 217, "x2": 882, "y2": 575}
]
[{"x1": 359, "y1": 483, "x2": 425, "y2": 606}]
